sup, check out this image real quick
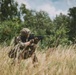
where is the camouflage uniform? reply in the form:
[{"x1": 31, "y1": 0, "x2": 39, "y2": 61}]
[{"x1": 8, "y1": 28, "x2": 38, "y2": 64}]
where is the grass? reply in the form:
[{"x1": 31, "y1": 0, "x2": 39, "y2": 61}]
[{"x1": 0, "y1": 45, "x2": 76, "y2": 75}]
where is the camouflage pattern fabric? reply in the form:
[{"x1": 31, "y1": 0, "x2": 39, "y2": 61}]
[{"x1": 8, "y1": 28, "x2": 38, "y2": 64}]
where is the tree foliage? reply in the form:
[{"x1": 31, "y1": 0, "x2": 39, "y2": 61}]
[
  {"x1": 68, "y1": 7, "x2": 76, "y2": 43},
  {"x1": 0, "y1": 0, "x2": 76, "y2": 47},
  {"x1": 0, "y1": 0, "x2": 20, "y2": 21}
]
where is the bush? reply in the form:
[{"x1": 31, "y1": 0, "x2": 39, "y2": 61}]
[{"x1": 0, "y1": 20, "x2": 22, "y2": 44}]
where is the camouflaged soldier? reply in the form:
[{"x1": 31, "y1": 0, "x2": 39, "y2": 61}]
[
  {"x1": 9, "y1": 28, "x2": 38, "y2": 64},
  {"x1": 14, "y1": 28, "x2": 31, "y2": 45}
]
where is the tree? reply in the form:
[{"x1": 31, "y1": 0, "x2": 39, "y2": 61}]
[
  {"x1": 52, "y1": 13, "x2": 70, "y2": 46},
  {"x1": 68, "y1": 7, "x2": 76, "y2": 43},
  {"x1": 0, "y1": 0, "x2": 19, "y2": 21},
  {"x1": 23, "y1": 10, "x2": 53, "y2": 35}
]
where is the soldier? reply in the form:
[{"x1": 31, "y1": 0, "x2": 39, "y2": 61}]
[
  {"x1": 14, "y1": 28, "x2": 31, "y2": 45},
  {"x1": 9, "y1": 28, "x2": 38, "y2": 65}
]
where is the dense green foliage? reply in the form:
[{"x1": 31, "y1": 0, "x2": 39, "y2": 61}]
[
  {"x1": 68, "y1": 7, "x2": 76, "y2": 43},
  {"x1": 0, "y1": 0, "x2": 76, "y2": 47}
]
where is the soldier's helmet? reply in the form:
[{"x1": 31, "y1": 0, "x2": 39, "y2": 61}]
[{"x1": 20, "y1": 28, "x2": 31, "y2": 35}]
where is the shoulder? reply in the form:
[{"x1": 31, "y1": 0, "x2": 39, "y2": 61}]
[
  {"x1": 15, "y1": 36, "x2": 20, "y2": 40},
  {"x1": 14, "y1": 36, "x2": 21, "y2": 45}
]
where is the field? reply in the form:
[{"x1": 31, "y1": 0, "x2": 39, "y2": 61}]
[{"x1": 0, "y1": 45, "x2": 76, "y2": 75}]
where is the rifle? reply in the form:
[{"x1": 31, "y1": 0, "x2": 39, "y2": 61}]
[{"x1": 28, "y1": 34, "x2": 44, "y2": 44}]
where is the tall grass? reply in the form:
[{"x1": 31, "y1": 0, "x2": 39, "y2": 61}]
[{"x1": 0, "y1": 45, "x2": 76, "y2": 75}]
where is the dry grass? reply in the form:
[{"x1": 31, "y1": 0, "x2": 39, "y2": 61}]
[{"x1": 0, "y1": 45, "x2": 76, "y2": 75}]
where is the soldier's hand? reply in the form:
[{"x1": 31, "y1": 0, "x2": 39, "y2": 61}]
[
  {"x1": 30, "y1": 39, "x2": 34, "y2": 44},
  {"x1": 34, "y1": 37, "x2": 39, "y2": 44}
]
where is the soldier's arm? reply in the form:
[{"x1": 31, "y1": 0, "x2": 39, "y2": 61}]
[
  {"x1": 24, "y1": 39, "x2": 34, "y2": 46},
  {"x1": 19, "y1": 39, "x2": 34, "y2": 48},
  {"x1": 14, "y1": 36, "x2": 21, "y2": 45}
]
